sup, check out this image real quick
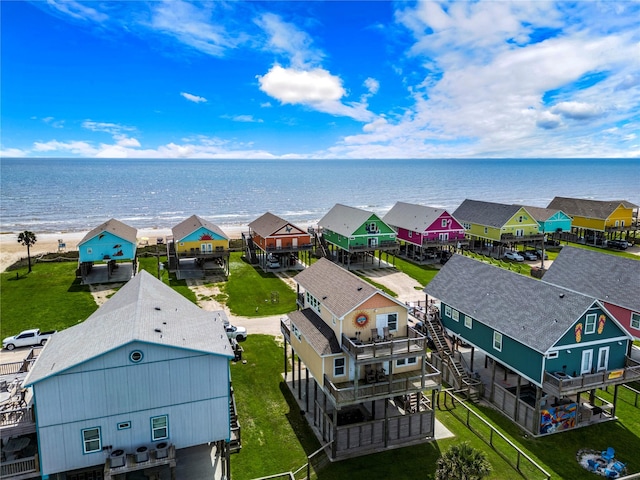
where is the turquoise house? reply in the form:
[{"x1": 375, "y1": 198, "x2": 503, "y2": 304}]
[
  {"x1": 318, "y1": 204, "x2": 398, "y2": 269},
  {"x1": 77, "y1": 218, "x2": 137, "y2": 264},
  {"x1": 425, "y1": 255, "x2": 639, "y2": 436},
  {"x1": 519, "y1": 205, "x2": 572, "y2": 235}
]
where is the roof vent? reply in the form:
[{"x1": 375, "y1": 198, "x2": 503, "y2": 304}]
[
  {"x1": 154, "y1": 328, "x2": 162, "y2": 333},
  {"x1": 155, "y1": 307, "x2": 161, "y2": 311},
  {"x1": 357, "y1": 287, "x2": 363, "y2": 291},
  {"x1": 559, "y1": 293, "x2": 565, "y2": 298},
  {"x1": 322, "y1": 296, "x2": 327, "y2": 300}
]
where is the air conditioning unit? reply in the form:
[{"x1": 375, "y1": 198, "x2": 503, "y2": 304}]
[
  {"x1": 155, "y1": 441, "x2": 169, "y2": 459},
  {"x1": 110, "y1": 449, "x2": 126, "y2": 468},
  {"x1": 135, "y1": 445, "x2": 149, "y2": 463}
]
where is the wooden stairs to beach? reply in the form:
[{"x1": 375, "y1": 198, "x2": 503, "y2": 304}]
[
  {"x1": 242, "y1": 233, "x2": 259, "y2": 264},
  {"x1": 426, "y1": 310, "x2": 481, "y2": 402},
  {"x1": 229, "y1": 386, "x2": 242, "y2": 453},
  {"x1": 314, "y1": 230, "x2": 329, "y2": 258}
]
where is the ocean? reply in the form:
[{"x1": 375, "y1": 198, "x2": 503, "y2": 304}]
[{"x1": 1, "y1": 158, "x2": 638, "y2": 234}]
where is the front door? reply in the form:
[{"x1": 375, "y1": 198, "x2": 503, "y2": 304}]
[
  {"x1": 581, "y1": 349, "x2": 593, "y2": 374},
  {"x1": 276, "y1": 239, "x2": 282, "y2": 249},
  {"x1": 597, "y1": 347, "x2": 610, "y2": 372},
  {"x1": 368, "y1": 237, "x2": 378, "y2": 247},
  {"x1": 292, "y1": 238, "x2": 298, "y2": 248},
  {"x1": 439, "y1": 232, "x2": 449, "y2": 242}
]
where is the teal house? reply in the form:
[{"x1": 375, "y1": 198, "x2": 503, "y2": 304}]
[
  {"x1": 519, "y1": 205, "x2": 572, "y2": 235},
  {"x1": 77, "y1": 219, "x2": 138, "y2": 283},
  {"x1": 318, "y1": 204, "x2": 398, "y2": 269},
  {"x1": 424, "y1": 255, "x2": 639, "y2": 436}
]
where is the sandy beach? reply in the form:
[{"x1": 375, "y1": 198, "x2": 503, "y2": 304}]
[{"x1": 0, "y1": 226, "x2": 247, "y2": 274}]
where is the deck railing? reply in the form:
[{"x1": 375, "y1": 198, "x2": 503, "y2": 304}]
[
  {"x1": 0, "y1": 455, "x2": 39, "y2": 478},
  {"x1": 543, "y1": 357, "x2": 640, "y2": 396},
  {"x1": 500, "y1": 233, "x2": 545, "y2": 242},
  {"x1": 341, "y1": 326, "x2": 426, "y2": 362},
  {"x1": 349, "y1": 240, "x2": 399, "y2": 251}
]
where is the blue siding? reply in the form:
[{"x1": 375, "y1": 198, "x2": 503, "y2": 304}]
[
  {"x1": 79, "y1": 231, "x2": 136, "y2": 263},
  {"x1": 539, "y1": 211, "x2": 572, "y2": 233},
  {"x1": 181, "y1": 227, "x2": 226, "y2": 242}
]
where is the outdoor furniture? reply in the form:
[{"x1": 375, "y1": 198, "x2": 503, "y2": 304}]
[
  {"x1": 587, "y1": 459, "x2": 599, "y2": 472},
  {"x1": 383, "y1": 326, "x2": 393, "y2": 341},
  {"x1": 602, "y1": 447, "x2": 615, "y2": 462},
  {"x1": 365, "y1": 367, "x2": 376, "y2": 384},
  {"x1": 370, "y1": 328, "x2": 381, "y2": 343},
  {"x1": 612, "y1": 461, "x2": 626, "y2": 473},
  {"x1": 376, "y1": 367, "x2": 386, "y2": 382}
]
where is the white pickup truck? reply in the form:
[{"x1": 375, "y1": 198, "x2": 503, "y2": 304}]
[{"x1": 2, "y1": 329, "x2": 56, "y2": 350}]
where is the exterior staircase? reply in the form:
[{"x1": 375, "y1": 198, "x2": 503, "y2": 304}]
[
  {"x1": 242, "y1": 233, "x2": 258, "y2": 264},
  {"x1": 425, "y1": 308, "x2": 481, "y2": 402},
  {"x1": 229, "y1": 386, "x2": 242, "y2": 452},
  {"x1": 314, "y1": 229, "x2": 329, "y2": 258}
]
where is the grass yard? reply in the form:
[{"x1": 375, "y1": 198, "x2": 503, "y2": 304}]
[
  {"x1": 221, "y1": 252, "x2": 297, "y2": 317},
  {"x1": 390, "y1": 256, "x2": 440, "y2": 286},
  {"x1": 0, "y1": 261, "x2": 97, "y2": 338}
]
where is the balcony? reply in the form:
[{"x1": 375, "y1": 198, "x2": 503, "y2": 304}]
[
  {"x1": 349, "y1": 240, "x2": 399, "y2": 252},
  {"x1": 421, "y1": 237, "x2": 468, "y2": 247},
  {"x1": 341, "y1": 327, "x2": 427, "y2": 363},
  {"x1": 500, "y1": 233, "x2": 544, "y2": 242},
  {"x1": 323, "y1": 364, "x2": 441, "y2": 407},
  {"x1": 265, "y1": 243, "x2": 314, "y2": 253},
  {"x1": 542, "y1": 357, "x2": 640, "y2": 397}
]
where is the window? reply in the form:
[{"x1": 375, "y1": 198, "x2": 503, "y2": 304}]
[
  {"x1": 464, "y1": 315, "x2": 472, "y2": 329},
  {"x1": 585, "y1": 313, "x2": 597, "y2": 334},
  {"x1": 451, "y1": 309, "x2": 459, "y2": 322},
  {"x1": 493, "y1": 332, "x2": 503, "y2": 352},
  {"x1": 151, "y1": 415, "x2": 169, "y2": 441},
  {"x1": 292, "y1": 324, "x2": 301, "y2": 341},
  {"x1": 82, "y1": 427, "x2": 101, "y2": 454},
  {"x1": 387, "y1": 313, "x2": 398, "y2": 331},
  {"x1": 129, "y1": 350, "x2": 143, "y2": 363},
  {"x1": 444, "y1": 305, "x2": 452, "y2": 318},
  {"x1": 117, "y1": 421, "x2": 131, "y2": 430},
  {"x1": 484, "y1": 227, "x2": 488, "y2": 234},
  {"x1": 397, "y1": 357, "x2": 418, "y2": 367},
  {"x1": 442, "y1": 219, "x2": 448, "y2": 228},
  {"x1": 547, "y1": 351, "x2": 558, "y2": 359},
  {"x1": 631, "y1": 313, "x2": 640, "y2": 330},
  {"x1": 334, "y1": 357, "x2": 345, "y2": 377},
  {"x1": 518, "y1": 216, "x2": 524, "y2": 223}
]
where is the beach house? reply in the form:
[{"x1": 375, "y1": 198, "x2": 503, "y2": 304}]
[
  {"x1": 280, "y1": 258, "x2": 440, "y2": 460},
  {"x1": 382, "y1": 201, "x2": 466, "y2": 262},
  {"x1": 244, "y1": 212, "x2": 313, "y2": 270},
  {"x1": 318, "y1": 204, "x2": 398, "y2": 270},
  {"x1": 518, "y1": 205, "x2": 572, "y2": 237},
  {"x1": 77, "y1": 218, "x2": 138, "y2": 284},
  {"x1": 167, "y1": 214, "x2": 230, "y2": 278},
  {"x1": 21, "y1": 271, "x2": 239, "y2": 479},
  {"x1": 424, "y1": 254, "x2": 640, "y2": 436},
  {"x1": 547, "y1": 197, "x2": 638, "y2": 246},
  {"x1": 453, "y1": 199, "x2": 543, "y2": 255},
  {"x1": 542, "y1": 246, "x2": 640, "y2": 340}
]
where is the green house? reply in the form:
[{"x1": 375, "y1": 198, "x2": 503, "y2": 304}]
[
  {"x1": 453, "y1": 199, "x2": 543, "y2": 249},
  {"x1": 318, "y1": 204, "x2": 398, "y2": 269},
  {"x1": 425, "y1": 255, "x2": 639, "y2": 436}
]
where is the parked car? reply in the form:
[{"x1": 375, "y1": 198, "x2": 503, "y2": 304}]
[
  {"x1": 607, "y1": 239, "x2": 628, "y2": 250},
  {"x1": 267, "y1": 259, "x2": 281, "y2": 269},
  {"x1": 535, "y1": 249, "x2": 549, "y2": 260},
  {"x1": 3, "y1": 328, "x2": 56, "y2": 350},
  {"x1": 520, "y1": 250, "x2": 537, "y2": 261},
  {"x1": 225, "y1": 324, "x2": 247, "y2": 342},
  {"x1": 503, "y1": 251, "x2": 524, "y2": 262}
]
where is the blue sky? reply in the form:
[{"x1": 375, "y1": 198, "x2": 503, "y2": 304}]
[{"x1": 1, "y1": 1, "x2": 639, "y2": 159}]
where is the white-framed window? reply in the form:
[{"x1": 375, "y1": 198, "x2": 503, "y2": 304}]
[
  {"x1": 615, "y1": 220, "x2": 619, "y2": 227},
  {"x1": 585, "y1": 313, "x2": 597, "y2": 334},
  {"x1": 397, "y1": 357, "x2": 418, "y2": 367},
  {"x1": 547, "y1": 351, "x2": 558, "y2": 359},
  {"x1": 515, "y1": 228, "x2": 524, "y2": 237},
  {"x1": 442, "y1": 219, "x2": 448, "y2": 228},
  {"x1": 292, "y1": 324, "x2": 301, "y2": 341},
  {"x1": 518, "y1": 215, "x2": 524, "y2": 223},
  {"x1": 306, "y1": 292, "x2": 321, "y2": 314},
  {"x1": 334, "y1": 357, "x2": 346, "y2": 377},
  {"x1": 387, "y1": 313, "x2": 398, "y2": 331},
  {"x1": 82, "y1": 427, "x2": 101, "y2": 454},
  {"x1": 408, "y1": 230, "x2": 412, "y2": 238},
  {"x1": 484, "y1": 227, "x2": 488, "y2": 234},
  {"x1": 630, "y1": 312, "x2": 640, "y2": 330},
  {"x1": 464, "y1": 315, "x2": 472, "y2": 329},
  {"x1": 117, "y1": 421, "x2": 131, "y2": 430},
  {"x1": 444, "y1": 305, "x2": 452, "y2": 318},
  {"x1": 493, "y1": 332, "x2": 503, "y2": 352},
  {"x1": 452, "y1": 309, "x2": 459, "y2": 322},
  {"x1": 151, "y1": 415, "x2": 169, "y2": 441}
]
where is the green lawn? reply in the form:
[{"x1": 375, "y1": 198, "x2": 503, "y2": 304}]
[{"x1": 389, "y1": 256, "x2": 440, "y2": 287}]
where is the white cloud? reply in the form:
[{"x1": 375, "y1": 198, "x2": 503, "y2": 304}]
[
  {"x1": 46, "y1": 0, "x2": 108, "y2": 23},
  {"x1": 552, "y1": 101, "x2": 603, "y2": 120},
  {"x1": 33, "y1": 140, "x2": 98, "y2": 156},
  {"x1": 82, "y1": 120, "x2": 135, "y2": 135},
  {"x1": 256, "y1": 13, "x2": 322, "y2": 69},
  {"x1": 536, "y1": 111, "x2": 562, "y2": 130},
  {"x1": 0, "y1": 147, "x2": 28, "y2": 158},
  {"x1": 180, "y1": 92, "x2": 207, "y2": 103},
  {"x1": 364, "y1": 78, "x2": 380, "y2": 96},
  {"x1": 115, "y1": 135, "x2": 142, "y2": 147},
  {"x1": 42, "y1": 117, "x2": 65, "y2": 128},
  {"x1": 227, "y1": 115, "x2": 263, "y2": 123}
]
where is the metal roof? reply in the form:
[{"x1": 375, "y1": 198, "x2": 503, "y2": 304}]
[
  {"x1": 24, "y1": 270, "x2": 233, "y2": 386},
  {"x1": 294, "y1": 258, "x2": 379, "y2": 319},
  {"x1": 424, "y1": 254, "x2": 598, "y2": 353},
  {"x1": 382, "y1": 201, "x2": 447, "y2": 232},
  {"x1": 542, "y1": 246, "x2": 640, "y2": 313},
  {"x1": 171, "y1": 214, "x2": 229, "y2": 242},
  {"x1": 78, "y1": 218, "x2": 138, "y2": 246},
  {"x1": 452, "y1": 199, "x2": 525, "y2": 228},
  {"x1": 318, "y1": 204, "x2": 378, "y2": 237},
  {"x1": 287, "y1": 309, "x2": 341, "y2": 356},
  {"x1": 547, "y1": 197, "x2": 638, "y2": 220}
]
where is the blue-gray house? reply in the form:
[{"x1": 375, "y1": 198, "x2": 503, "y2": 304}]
[
  {"x1": 424, "y1": 254, "x2": 640, "y2": 436},
  {"x1": 23, "y1": 271, "x2": 238, "y2": 479}
]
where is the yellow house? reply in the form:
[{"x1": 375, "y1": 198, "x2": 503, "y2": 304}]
[
  {"x1": 547, "y1": 197, "x2": 638, "y2": 245},
  {"x1": 280, "y1": 258, "x2": 441, "y2": 460}
]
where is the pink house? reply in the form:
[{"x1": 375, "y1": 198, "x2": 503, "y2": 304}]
[{"x1": 383, "y1": 202, "x2": 466, "y2": 256}]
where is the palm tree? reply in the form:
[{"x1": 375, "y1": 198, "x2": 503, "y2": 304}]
[
  {"x1": 17, "y1": 230, "x2": 37, "y2": 273},
  {"x1": 435, "y1": 441, "x2": 492, "y2": 480}
]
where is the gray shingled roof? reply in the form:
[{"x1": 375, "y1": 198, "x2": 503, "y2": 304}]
[
  {"x1": 382, "y1": 201, "x2": 447, "y2": 232},
  {"x1": 288, "y1": 309, "x2": 341, "y2": 356},
  {"x1": 248, "y1": 212, "x2": 305, "y2": 238},
  {"x1": 542, "y1": 246, "x2": 640, "y2": 313},
  {"x1": 294, "y1": 258, "x2": 379, "y2": 318},
  {"x1": 318, "y1": 204, "x2": 377, "y2": 237},
  {"x1": 171, "y1": 214, "x2": 229, "y2": 242},
  {"x1": 547, "y1": 197, "x2": 638, "y2": 220},
  {"x1": 78, "y1": 218, "x2": 138, "y2": 246},
  {"x1": 518, "y1": 205, "x2": 562, "y2": 223},
  {"x1": 453, "y1": 199, "x2": 524, "y2": 228},
  {"x1": 424, "y1": 255, "x2": 598, "y2": 353},
  {"x1": 24, "y1": 271, "x2": 232, "y2": 386}
]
